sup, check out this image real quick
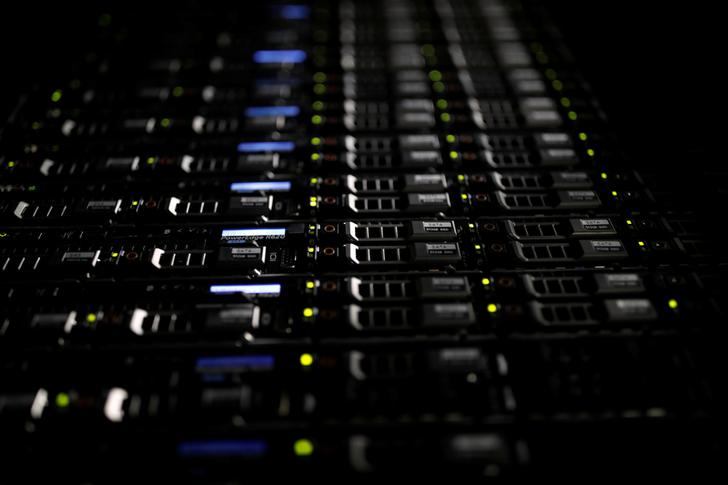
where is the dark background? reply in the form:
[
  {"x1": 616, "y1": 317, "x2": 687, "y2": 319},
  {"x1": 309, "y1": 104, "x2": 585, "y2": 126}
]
[{"x1": 1, "y1": 2, "x2": 722, "y2": 166}]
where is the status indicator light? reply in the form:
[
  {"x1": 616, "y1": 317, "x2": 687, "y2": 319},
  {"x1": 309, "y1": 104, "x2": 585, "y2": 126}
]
[
  {"x1": 299, "y1": 353, "x2": 314, "y2": 367},
  {"x1": 487, "y1": 303, "x2": 498, "y2": 313},
  {"x1": 245, "y1": 106, "x2": 300, "y2": 117},
  {"x1": 293, "y1": 439, "x2": 314, "y2": 456},
  {"x1": 302, "y1": 308, "x2": 314, "y2": 318},
  {"x1": 55, "y1": 393, "x2": 70, "y2": 408},
  {"x1": 230, "y1": 181, "x2": 292, "y2": 193},
  {"x1": 668, "y1": 299, "x2": 679, "y2": 310},
  {"x1": 253, "y1": 50, "x2": 307, "y2": 64},
  {"x1": 237, "y1": 141, "x2": 295, "y2": 153},
  {"x1": 209, "y1": 284, "x2": 282, "y2": 295}
]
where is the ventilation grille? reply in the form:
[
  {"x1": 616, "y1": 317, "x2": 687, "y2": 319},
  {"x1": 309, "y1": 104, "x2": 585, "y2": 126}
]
[
  {"x1": 347, "y1": 222, "x2": 406, "y2": 242},
  {"x1": 348, "y1": 277, "x2": 415, "y2": 301},
  {"x1": 351, "y1": 177, "x2": 397, "y2": 193},
  {"x1": 344, "y1": 115, "x2": 390, "y2": 131},
  {"x1": 532, "y1": 302, "x2": 598, "y2": 325},
  {"x1": 350, "y1": 305, "x2": 412, "y2": 330},
  {"x1": 496, "y1": 192, "x2": 551, "y2": 210},
  {"x1": 484, "y1": 151, "x2": 535, "y2": 168},
  {"x1": 497, "y1": 173, "x2": 546, "y2": 190},
  {"x1": 507, "y1": 221, "x2": 564, "y2": 240},
  {"x1": 523, "y1": 275, "x2": 588, "y2": 298},
  {"x1": 346, "y1": 153, "x2": 395, "y2": 170},
  {"x1": 175, "y1": 200, "x2": 220, "y2": 216},
  {"x1": 347, "y1": 195, "x2": 401, "y2": 213},
  {"x1": 514, "y1": 242, "x2": 576, "y2": 262},
  {"x1": 152, "y1": 249, "x2": 210, "y2": 269},
  {"x1": 345, "y1": 244, "x2": 408, "y2": 265}
]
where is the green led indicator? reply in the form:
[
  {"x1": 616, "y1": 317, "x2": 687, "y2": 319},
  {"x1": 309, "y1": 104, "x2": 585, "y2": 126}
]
[
  {"x1": 172, "y1": 86, "x2": 184, "y2": 97},
  {"x1": 312, "y1": 100, "x2": 324, "y2": 111},
  {"x1": 578, "y1": 132, "x2": 588, "y2": 141},
  {"x1": 313, "y1": 84, "x2": 326, "y2": 95},
  {"x1": 51, "y1": 90, "x2": 62, "y2": 102},
  {"x1": 311, "y1": 115, "x2": 323, "y2": 125},
  {"x1": 436, "y1": 99, "x2": 448, "y2": 110},
  {"x1": 446, "y1": 134, "x2": 456, "y2": 144},
  {"x1": 440, "y1": 113, "x2": 451, "y2": 123},
  {"x1": 428, "y1": 70, "x2": 442, "y2": 82},
  {"x1": 313, "y1": 72, "x2": 326, "y2": 83},
  {"x1": 552, "y1": 80, "x2": 563, "y2": 91},
  {"x1": 567, "y1": 111, "x2": 578, "y2": 121},
  {"x1": 545, "y1": 69, "x2": 557, "y2": 80},
  {"x1": 160, "y1": 118, "x2": 171, "y2": 128},
  {"x1": 55, "y1": 393, "x2": 70, "y2": 408},
  {"x1": 294, "y1": 439, "x2": 314, "y2": 456},
  {"x1": 310, "y1": 137, "x2": 322, "y2": 146},
  {"x1": 420, "y1": 44, "x2": 436, "y2": 56},
  {"x1": 432, "y1": 81, "x2": 445, "y2": 93},
  {"x1": 560, "y1": 97, "x2": 571, "y2": 108}
]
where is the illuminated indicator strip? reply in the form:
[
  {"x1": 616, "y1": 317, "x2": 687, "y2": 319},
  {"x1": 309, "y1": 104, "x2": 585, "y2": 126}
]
[
  {"x1": 245, "y1": 106, "x2": 300, "y2": 117},
  {"x1": 221, "y1": 228, "x2": 287, "y2": 238},
  {"x1": 209, "y1": 284, "x2": 282, "y2": 295},
  {"x1": 195, "y1": 355, "x2": 275, "y2": 371},
  {"x1": 178, "y1": 440, "x2": 268, "y2": 457},
  {"x1": 237, "y1": 141, "x2": 295, "y2": 153},
  {"x1": 276, "y1": 5, "x2": 310, "y2": 19},
  {"x1": 253, "y1": 50, "x2": 307, "y2": 64},
  {"x1": 230, "y1": 181, "x2": 292, "y2": 192}
]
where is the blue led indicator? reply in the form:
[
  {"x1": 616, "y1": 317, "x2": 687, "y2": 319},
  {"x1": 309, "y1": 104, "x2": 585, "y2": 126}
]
[
  {"x1": 255, "y1": 78, "x2": 301, "y2": 87},
  {"x1": 230, "y1": 181, "x2": 292, "y2": 193},
  {"x1": 253, "y1": 50, "x2": 307, "y2": 64},
  {"x1": 277, "y1": 5, "x2": 311, "y2": 20},
  {"x1": 209, "y1": 283, "x2": 282, "y2": 295},
  {"x1": 245, "y1": 106, "x2": 300, "y2": 118},
  {"x1": 196, "y1": 355, "x2": 276, "y2": 371},
  {"x1": 178, "y1": 440, "x2": 268, "y2": 457},
  {"x1": 236, "y1": 141, "x2": 295, "y2": 153}
]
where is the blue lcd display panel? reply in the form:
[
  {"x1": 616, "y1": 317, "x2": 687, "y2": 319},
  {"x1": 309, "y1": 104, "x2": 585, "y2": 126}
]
[
  {"x1": 178, "y1": 440, "x2": 268, "y2": 457},
  {"x1": 276, "y1": 5, "x2": 311, "y2": 19},
  {"x1": 221, "y1": 228, "x2": 287, "y2": 239},
  {"x1": 253, "y1": 50, "x2": 307, "y2": 64},
  {"x1": 209, "y1": 283, "x2": 282, "y2": 295},
  {"x1": 229, "y1": 181, "x2": 291, "y2": 193},
  {"x1": 195, "y1": 355, "x2": 276, "y2": 372},
  {"x1": 236, "y1": 141, "x2": 295, "y2": 153},
  {"x1": 245, "y1": 106, "x2": 300, "y2": 118}
]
